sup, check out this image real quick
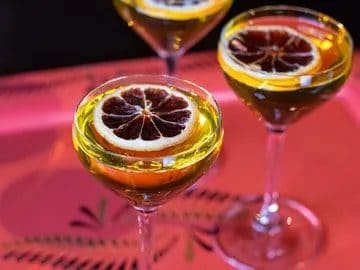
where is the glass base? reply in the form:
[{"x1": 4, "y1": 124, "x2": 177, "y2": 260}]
[{"x1": 215, "y1": 196, "x2": 324, "y2": 270}]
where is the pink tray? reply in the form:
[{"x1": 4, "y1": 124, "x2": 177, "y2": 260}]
[{"x1": 0, "y1": 51, "x2": 359, "y2": 270}]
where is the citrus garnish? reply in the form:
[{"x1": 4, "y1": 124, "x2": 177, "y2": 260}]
[
  {"x1": 93, "y1": 84, "x2": 197, "y2": 152},
  {"x1": 137, "y1": 0, "x2": 228, "y2": 20},
  {"x1": 225, "y1": 25, "x2": 320, "y2": 76},
  {"x1": 147, "y1": 0, "x2": 209, "y2": 10}
]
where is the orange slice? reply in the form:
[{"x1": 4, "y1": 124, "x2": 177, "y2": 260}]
[
  {"x1": 93, "y1": 84, "x2": 197, "y2": 152},
  {"x1": 223, "y1": 25, "x2": 320, "y2": 77},
  {"x1": 145, "y1": 0, "x2": 211, "y2": 10},
  {"x1": 137, "y1": 0, "x2": 227, "y2": 20}
]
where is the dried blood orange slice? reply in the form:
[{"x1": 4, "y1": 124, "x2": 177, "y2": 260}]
[
  {"x1": 93, "y1": 84, "x2": 197, "y2": 151},
  {"x1": 147, "y1": 0, "x2": 209, "y2": 9},
  {"x1": 225, "y1": 25, "x2": 320, "y2": 76},
  {"x1": 139, "y1": 0, "x2": 226, "y2": 20}
]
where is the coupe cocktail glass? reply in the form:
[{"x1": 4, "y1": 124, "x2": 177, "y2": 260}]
[
  {"x1": 113, "y1": 0, "x2": 233, "y2": 74},
  {"x1": 216, "y1": 5, "x2": 352, "y2": 269},
  {"x1": 73, "y1": 74, "x2": 223, "y2": 270}
]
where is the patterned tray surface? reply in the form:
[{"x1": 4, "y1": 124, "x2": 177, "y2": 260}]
[{"x1": 0, "y1": 51, "x2": 359, "y2": 270}]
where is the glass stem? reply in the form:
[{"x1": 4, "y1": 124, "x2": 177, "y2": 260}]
[
  {"x1": 136, "y1": 208, "x2": 156, "y2": 270},
  {"x1": 254, "y1": 124, "x2": 287, "y2": 233},
  {"x1": 164, "y1": 54, "x2": 178, "y2": 75}
]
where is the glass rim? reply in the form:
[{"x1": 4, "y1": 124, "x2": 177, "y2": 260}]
[
  {"x1": 73, "y1": 74, "x2": 223, "y2": 162},
  {"x1": 219, "y1": 4, "x2": 353, "y2": 79}
]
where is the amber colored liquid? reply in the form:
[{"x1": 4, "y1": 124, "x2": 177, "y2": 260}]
[
  {"x1": 73, "y1": 86, "x2": 223, "y2": 208},
  {"x1": 113, "y1": 0, "x2": 232, "y2": 57},
  {"x1": 219, "y1": 16, "x2": 352, "y2": 125}
]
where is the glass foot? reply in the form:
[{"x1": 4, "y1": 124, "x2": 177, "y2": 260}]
[{"x1": 215, "y1": 196, "x2": 324, "y2": 270}]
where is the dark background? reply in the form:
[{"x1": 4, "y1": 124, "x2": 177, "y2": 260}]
[{"x1": 0, "y1": 0, "x2": 356, "y2": 75}]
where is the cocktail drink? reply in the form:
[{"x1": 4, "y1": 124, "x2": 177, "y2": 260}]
[
  {"x1": 217, "y1": 5, "x2": 352, "y2": 269},
  {"x1": 113, "y1": 0, "x2": 233, "y2": 74},
  {"x1": 73, "y1": 75, "x2": 223, "y2": 270}
]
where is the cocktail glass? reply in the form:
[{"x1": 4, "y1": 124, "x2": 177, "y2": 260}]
[
  {"x1": 72, "y1": 74, "x2": 223, "y2": 270},
  {"x1": 216, "y1": 5, "x2": 352, "y2": 269},
  {"x1": 113, "y1": 0, "x2": 233, "y2": 74}
]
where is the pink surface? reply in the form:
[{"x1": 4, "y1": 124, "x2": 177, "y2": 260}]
[{"x1": 0, "y1": 51, "x2": 359, "y2": 269}]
